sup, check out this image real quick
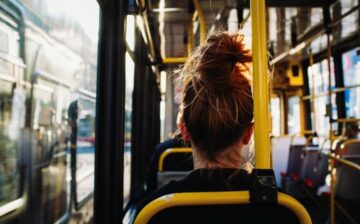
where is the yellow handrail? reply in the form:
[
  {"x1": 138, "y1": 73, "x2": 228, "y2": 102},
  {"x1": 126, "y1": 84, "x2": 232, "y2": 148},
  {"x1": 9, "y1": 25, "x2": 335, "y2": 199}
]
[
  {"x1": 134, "y1": 191, "x2": 312, "y2": 224},
  {"x1": 340, "y1": 139, "x2": 360, "y2": 151},
  {"x1": 336, "y1": 118, "x2": 360, "y2": 123},
  {"x1": 192, "y1": 0, "x2": 206, "y2": 44},
  {"x1": 326, "y1": 153, "x2": 360, "y2": 171},
  {"x1": 309, "y1": 49, "x2": 317, "y2": 132},
  {"x1": 158, "y1": 148, "x2": 192, "y2": 172},
  {"x1": 251, "y1": 0, "x2": 270, "y2": 169},
  {"x1": 162, "y1": 57, "x2": 187, "y2": 64}
]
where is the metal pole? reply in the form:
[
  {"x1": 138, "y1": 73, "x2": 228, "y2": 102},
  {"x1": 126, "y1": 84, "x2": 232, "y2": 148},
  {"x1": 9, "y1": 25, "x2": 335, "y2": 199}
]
[
  {"x1": 250, "y1": 0, "x2": 270, "y2": 169},
  {"x1": 94, "y1": 0, "x2": 126, "y2": 223},
  {"x1": 192, "y1": 0, "x2": 206, "y2": 44},
  {"x1": 309, "y1": 49, "x2": 317, "y2": 132},
  {"x1": 326, "y1": 31, "x2": 335, "y2": 224}
]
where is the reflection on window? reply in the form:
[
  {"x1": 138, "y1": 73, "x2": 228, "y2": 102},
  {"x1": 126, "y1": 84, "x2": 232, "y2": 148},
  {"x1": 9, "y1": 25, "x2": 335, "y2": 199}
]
[
  {"x1": 342, "y1": 48, "x2": 360, "y2": 86},
  {"x1": 313, "y1": 96, "x2": 331, "y2": 136},
  {"x1": 343, "y1": 48, "x2": 360, "y2": 118},
  {"x1": 307, "y1": 58, "x2": 337, "y2": 136},
  {"x1": 124, "y1": 51, "x2": 135, "y2": 206},
  {"x1": 0, "y1": 17, "x2": 23, "y2": 208},
  {"x1": 307, "y1": 58, "x2": 335, "y2": 95},
  {"x1": 126, "y1": 15, "x2": 135, "y2": 51},
  {"x1": 0, "y1": 81, "x2": 23, "y2": 207},
  {"x1": 271, "y1": 97, "x2": 281, "y2": 136},
  {"x1": 75, "y1": 93, "x2": 96, "y2": 204},
  {"x1": 287, "y1": 96, "x2": 301, "y2": 135},
  {"x1": 340, "y1": 1, "x2": 358, "y2": 38}
]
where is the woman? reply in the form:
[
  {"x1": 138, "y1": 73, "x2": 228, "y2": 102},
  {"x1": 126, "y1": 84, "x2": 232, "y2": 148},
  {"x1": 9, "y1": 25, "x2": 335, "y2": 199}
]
[{"x1": 130, "y1": 31, "x2": 298, "y2": 224}]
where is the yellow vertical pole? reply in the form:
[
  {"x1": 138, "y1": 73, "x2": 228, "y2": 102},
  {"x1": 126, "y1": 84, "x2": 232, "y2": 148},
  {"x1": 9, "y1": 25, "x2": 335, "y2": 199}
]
[
  {"x1": 326, "y1": 33, "x2": 335, "y2": 224},
  {"x1": 251, "y1": 0, "x2": 270, "y2": 169},
  {"x1": 192, "y1": 0, "x2": 206, "y2": 44},
  {"x1": 299, "y1": 89, "x2": 306, "y2": 134},
  {"x1": 309, "y1": 49, "x2": 317, "y2": 132}
]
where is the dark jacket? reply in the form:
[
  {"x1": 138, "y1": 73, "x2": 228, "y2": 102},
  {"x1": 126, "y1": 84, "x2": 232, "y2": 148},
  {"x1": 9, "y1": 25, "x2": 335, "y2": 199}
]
[
  {"x1": 145, "y1": 135, "x2": 189, "y2": 194},
  {"x1": 133, "y1": 169, "x2": 299, "y2": 224}
]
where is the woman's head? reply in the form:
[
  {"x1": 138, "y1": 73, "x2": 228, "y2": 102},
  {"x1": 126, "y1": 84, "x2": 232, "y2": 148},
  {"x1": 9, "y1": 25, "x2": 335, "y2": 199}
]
[{"x1": 178, "y1": 32, "x2": 254, "y2": 167}]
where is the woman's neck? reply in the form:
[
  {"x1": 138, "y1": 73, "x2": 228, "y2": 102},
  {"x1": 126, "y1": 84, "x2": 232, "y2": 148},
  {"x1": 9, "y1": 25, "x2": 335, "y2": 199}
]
[{"x1": 192, "y1": 141, "x2": 245, "y2": 169}]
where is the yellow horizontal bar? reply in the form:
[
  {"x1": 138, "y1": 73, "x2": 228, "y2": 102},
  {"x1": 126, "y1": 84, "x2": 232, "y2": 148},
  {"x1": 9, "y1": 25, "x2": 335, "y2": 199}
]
[
  {"x1": 326, "y1": 153, "x2": 360, "y2": 172},
  {"x1": 340, "y1": 139, "x2": 360, "y2": 150},
  {"x1": 162, "y1": 57, "x2": 187, "y2": 64},
  {"x1": 301, "y1": 130, "x2": 316, "y2": 135},
  {"x1": 158, "y1": 148, "x2": 192, "y2": 172},
  {"x1": 336, "y1": 118, "x2": 360, "y2": 123},
  {"x1": 134, "y1": 191, "x2": 312, "y2": 224}
]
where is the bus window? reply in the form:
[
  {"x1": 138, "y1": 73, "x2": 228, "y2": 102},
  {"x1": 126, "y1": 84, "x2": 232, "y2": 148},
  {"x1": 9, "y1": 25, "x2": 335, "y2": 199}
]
[
  {"x1": 124, "y1": 16, "x2": 135, "y2": 205},
  {"x1": 287, "y1": 95, "x2": 301, "y2": 135},
  {"x1": 0, "y1": 18, "x2": 22, "y2": 208},
  {"x1": 308, "y1": 58, "x2": 335, "y2": 95},
  {"x1": 0, "y1": 80, "x2": 22, "y2": 207},
  {"x1": 271, "y1": 97, "x2": 281, "y2": 136},
  {"x1": 307, "y1": 58, "x2": 337, "y2": 136},
  {"x1": 342, "y1": 48, "x2": 360, "y2": 118}
]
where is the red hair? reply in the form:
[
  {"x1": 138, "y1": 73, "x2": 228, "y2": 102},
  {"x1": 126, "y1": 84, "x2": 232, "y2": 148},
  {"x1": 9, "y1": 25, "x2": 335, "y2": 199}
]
[{"x1": 179, "y1": 32, "x2": 253, "y2": 161}]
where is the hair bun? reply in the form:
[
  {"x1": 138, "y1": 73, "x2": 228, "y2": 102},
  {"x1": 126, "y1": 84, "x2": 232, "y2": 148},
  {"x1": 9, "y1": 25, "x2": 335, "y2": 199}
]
[
  {"x1": 195, "y1": 32, "x2": 252, "y2": 91},
  {"x1": 179, "y1": 31, "x2": 254, "y2": 160}
]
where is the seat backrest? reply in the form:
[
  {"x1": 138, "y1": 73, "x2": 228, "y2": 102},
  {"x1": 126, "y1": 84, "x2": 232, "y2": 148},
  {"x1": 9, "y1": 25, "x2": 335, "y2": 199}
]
[
  {"x1": 299, "y1": 146, "x2": 320, "y2": 188},
  {"x1": 312, "y1": 153, "x2": 329, "y2": 189},
  {"x1": 272, "y1": 136, "x2": 306, "y2": 186},
  {"x1": 332, "y1": 139, "x2": 344, "y2": 155},
  {"x1": 157, "y1": 148, "x2": 193, "y2": 189},
  {"x1": 158, "y1": 148, "x2": 193, "y2": 172},
  {"x1": 134, "y1": 192, "x2": 310, "y2": 224},
  {"x1": 334, "y1": 155, "x2": 360, "y2": 200},
  {"x1": 287, "y1": 145, "x2": 307, "y2": 175},
  {"x1": 340, "y1": 140, "x2": 360, "y2": 156}
]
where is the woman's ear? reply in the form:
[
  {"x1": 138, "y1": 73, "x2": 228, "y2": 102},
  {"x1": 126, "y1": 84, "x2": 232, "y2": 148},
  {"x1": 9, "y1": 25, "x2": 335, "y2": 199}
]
[
  {"x1": 242, "y1": 123, "x2": 254, "y2": 145},
  {"x1": 179, "y1": 121, "x2": 191, "y2": 141}
]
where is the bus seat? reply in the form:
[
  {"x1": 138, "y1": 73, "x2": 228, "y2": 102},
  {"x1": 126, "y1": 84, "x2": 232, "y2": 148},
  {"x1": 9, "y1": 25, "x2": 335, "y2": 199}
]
[
  {"x1": 299, "y1": 146, "x2": 322, "y2": 190},
  {"x1": 340, "y1": 140, "x2": 360, "y2": 156},
  {"x1": 281, "y1": 145, "x2": 306, "y2": 189},
  {"x1": 312, "y1": 153, "x2": 329, "y2": 190},
  {"x1": 272, "y1": 136, "x2": 306, "y2": 186},
  {"x1": 134, "y1": 191, "x2": 311, "y2": 224},
  {"x1": 335, "y1": 155, "x2": 360, "y2": 200},
  {"x1": 332, "y1": 138, "x2": 344, "y2": 154},
  {"x1": 157, "y1": 148, "x2": 193, "y2": 189},
  {"x1": 282, "y1": 145, "x2": 318, "y2": 198}
]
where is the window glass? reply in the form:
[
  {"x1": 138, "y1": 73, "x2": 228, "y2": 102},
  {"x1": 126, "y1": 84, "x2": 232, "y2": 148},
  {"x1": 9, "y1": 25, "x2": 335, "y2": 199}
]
[
  {"x1": 345, "y1": 88, "x2": 360, "y2": 118},
  {"x1": 0, "y1": 16, "x2": 23, "y2": 208},
  {"x1": 0, "y1": 80, "x2": 22, "y2": 207},
  {"x1": 310, "y1": 8, "x2": 323, "y2": 26},
  {"x1": 307, "y1": 58, "x2": 337, "y2": 137},
  {"x1": 342, "y1": 48, "x2": 359, "y2": 118},
  {"x1": 0, "y1": 0, "x2": 100, "y2": 222},
  {"x1": 75, "y1": 91, "x2": 96, "y2": 204},
  {"x1": 307, "y1": 58, "x2": 335, "y2": 95},
  {"x1": 271, "y1": 97, "x2": 281, "y2": 136},
  {"x1": 287, "y1": 96, "x2": 301, "y2": 135},
  {"x1": 0, "y1": 22, "x2": 20, "y2": 57},
  {"x1": 342, "y1": 48, "x2": 360, "y2": 87},
  {"x1": 0, "y1": 29, "x2": 9, "y2": 54},
  {"x1": 313, "y1": 96, "x2": 331, "y2": 136},
  {"x1": 340, "y1": 1, "x2": 358, "y2": 38},
  {"x1": 124, "y1": 50, "x2": 135, "y2": 207}
]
